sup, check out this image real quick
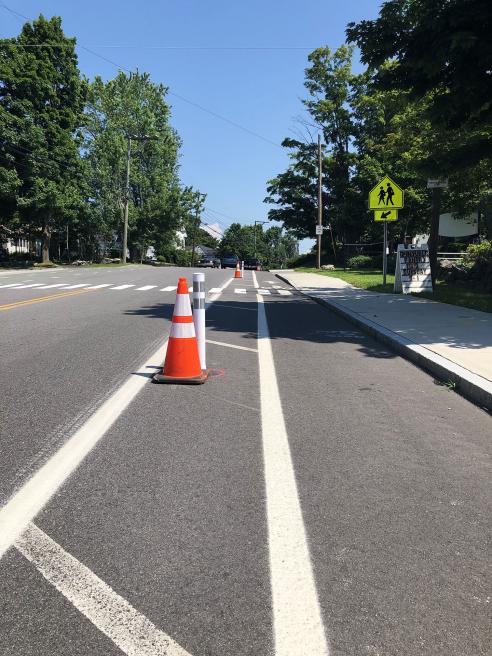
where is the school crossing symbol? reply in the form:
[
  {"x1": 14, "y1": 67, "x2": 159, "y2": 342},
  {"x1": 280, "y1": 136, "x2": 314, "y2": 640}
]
[{"x1": 369, "y1": 176, "x2": 404, "y2": 218}]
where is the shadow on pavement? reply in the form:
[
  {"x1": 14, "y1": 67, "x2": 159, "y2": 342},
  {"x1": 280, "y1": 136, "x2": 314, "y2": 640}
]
[{"x1": 124, "y1": 295, "x2": 398, "y2": 360}]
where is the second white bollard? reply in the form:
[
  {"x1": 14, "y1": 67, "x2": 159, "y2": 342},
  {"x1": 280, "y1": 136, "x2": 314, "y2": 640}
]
[{"x1": 192, "y1": 272, "x2": 206, "y2": 370}]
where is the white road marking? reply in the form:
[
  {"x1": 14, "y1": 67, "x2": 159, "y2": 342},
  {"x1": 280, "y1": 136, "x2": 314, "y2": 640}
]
[
  {"x1": 16, "y1": 283, "x2": 45, "y2": 289},
  {"x1": 0, "y1": 282, "x2": 25, "y2": 288},
  {"x1": 161, "y1": 285, "x2": 177, "y2": 292},
  {"x1": 0, "y1": 340, "x2": 168, "y2": 560},
  {"x1": 277, "y1": 290, "x2": 292, "y2": 296},
  {"x1": 85, "y1": 284, "x2": 112, "y2": 289},
  {"x1": 255, "y1": 271, "x2": 330, "y2": 656},
  {"x1": 111, "y1": 284, "x2": 135, "y2": 290},
  {"x1": 16, "y1": 523, "x2": 193, "y2": 656},
  {"x1": 258, "y1": 289, "x2": 271, "y2": 295},
  {"x1": 207, "y1": 276, "x2": 234, "y2": 303},
  {"x1": 61, "y1": 284, "x2": 88, "y2": 289},
  {"x1": 206, "y1": 339, "x2": 258, "y2": 353},
  {"x1": 38, "y1": 283, "x2": 66, "y2": 289},
  {"x1": 234, "y1": 288, "x2": 247, "y2": 294},
  {"x1": 208, "y1": 287, "x2": 223, "y2": 294},
  {"x1": 136, "y1": 285, "x2": 157, "y2": 291}
]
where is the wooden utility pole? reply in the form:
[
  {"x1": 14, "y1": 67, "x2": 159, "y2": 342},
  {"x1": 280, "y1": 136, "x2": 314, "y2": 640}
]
[
  {"x1": 122, "y1": 136, "x2": 132, "y2": 265},
  {"x1": 191, "y1": 203, "x2": 200, "y2": 267},
  {"x1": 428, "y1": 187, "x2": 442, "y2": 285},
  {"x1": 316, "y1": 134, "x2": 322, "y2": 269}
]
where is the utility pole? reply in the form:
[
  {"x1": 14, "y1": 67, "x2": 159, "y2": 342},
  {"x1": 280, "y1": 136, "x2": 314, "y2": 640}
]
[
  {"x1": 428, "y1": 186, "x2": 442, "y2": 286},
  {"x1": 316, "y1": 134, "x2": 323, "y2": 269},
  {"x1": 191, "y1": 203, "x2": 200, "y2": 267},
  {"x1": 122, "y1": 136, "x2": 132, "y2": 265}
]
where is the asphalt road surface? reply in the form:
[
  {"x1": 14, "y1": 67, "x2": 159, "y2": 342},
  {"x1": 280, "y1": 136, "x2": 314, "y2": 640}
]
[{"x1": 0, "y1": 264, "x2": 490, "y2": 655}]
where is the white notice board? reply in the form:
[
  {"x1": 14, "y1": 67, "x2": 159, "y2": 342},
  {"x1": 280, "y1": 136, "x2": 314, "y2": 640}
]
[{"x1": 394, "y1": 245, "x2": 433, "y2": 294}]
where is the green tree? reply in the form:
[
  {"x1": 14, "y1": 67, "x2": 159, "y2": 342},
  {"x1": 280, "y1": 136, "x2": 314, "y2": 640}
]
[
  {"x1": 84, "y1": 71, "x2": 182, "y2": 261},
  {"x1": 0, "y1": 15, "x2": 87, "y2": 262},
  {"x1": 346, "y1": 0, "x2": 492, "y2": 169}
]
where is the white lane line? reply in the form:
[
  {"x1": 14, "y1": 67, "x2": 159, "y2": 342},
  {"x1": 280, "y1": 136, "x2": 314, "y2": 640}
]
[
  {"x1": 208, "y1": 287, "x2": 223, "y2": 294},
  {"x1": 206, "y1": 339, "x2": 258, "y2": 353},
  {"x1": 111, "y1": 284, "x2": 135, "y2": 290},
  {"x1": 0, "y1": 282, "x2": 25, "y2": 288},
  {"x1": 161, "y1": 285, "x2": 177, "y2": 292},
  {"x1": 38, "y1": 283, "x2": 66, "y2": 289},
  {"x1": 85, "y1": 284, "x2": 112, "y2": 289},
  {"x1": 234, "y1": 288, "x2": 247, "y2": 294},
  {"x1": 0, "y1": 340, "x2": 167, "y2": 561},
  {"x1": 256, "y1": 275, "x2": 329, "y2": 656},
  {"x1": 258, "y1": 289, "x2": 271, "y2": 295},
  {"x1": 6, "y1": 283, "x2": 44, "y2": 289},
  {"x1": 277, "y1": 290, "x2": 292, "y2": 296},
  {"x1": 136, "y1": 285, "x2": 157, "y2": 291},
  {"x1": 16, "y1": 523, "x2": 192, "y2": 656},
  {"x1": 60, "y1": 284, "x2": 88, "y2": 289}
]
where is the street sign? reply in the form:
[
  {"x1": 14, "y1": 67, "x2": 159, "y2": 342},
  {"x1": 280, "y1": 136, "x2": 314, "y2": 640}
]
[
  {"x1": 369, "y1": 175, "x2": 404, "y2": 210},
  {"x1": 315, "y1": 225, "x2": 323, "y2": 235},
  {"x1": 427, "y1": 178, "x2": 448, "y2": 188},
  {"x1": 374, "y1": 209, "x2": 398, "y2": 222}
]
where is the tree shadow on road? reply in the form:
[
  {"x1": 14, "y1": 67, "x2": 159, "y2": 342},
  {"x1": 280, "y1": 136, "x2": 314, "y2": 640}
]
[{"x1": 124, "y1": 295, "x2": 398, "y2": 361}]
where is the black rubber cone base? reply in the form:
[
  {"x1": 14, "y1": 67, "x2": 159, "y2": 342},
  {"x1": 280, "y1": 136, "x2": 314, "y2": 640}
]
[{"x1": 152, "y1": 369, "x2": 208, "y2": 385}]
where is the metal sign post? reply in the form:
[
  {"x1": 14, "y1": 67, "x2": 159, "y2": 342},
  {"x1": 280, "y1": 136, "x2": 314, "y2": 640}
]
[{"x1": 383, "y1": 221, "x2": 388, "y2": 285}]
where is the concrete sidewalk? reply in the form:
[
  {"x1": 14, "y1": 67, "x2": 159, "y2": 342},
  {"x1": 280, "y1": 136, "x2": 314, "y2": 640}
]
[{"x1": 275, "y1": 271, "x2": 492, "y2": 412}]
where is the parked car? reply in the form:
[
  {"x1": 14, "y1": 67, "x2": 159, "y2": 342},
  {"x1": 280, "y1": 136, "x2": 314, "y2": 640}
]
[
  {"x1": 220, "y1": 254, "x2": 239, "y2": 268},
  {"x1": 199, "y1": 255, "x2": 220, "y2": 268},
  {"x1": 244, "y1": 258, "x2": 262, "y2": 270}
]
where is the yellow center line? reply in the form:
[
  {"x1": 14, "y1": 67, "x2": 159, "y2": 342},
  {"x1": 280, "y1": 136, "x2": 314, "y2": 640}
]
[{"x1": 0, "y1": 288, "x2": 98, "y2": 311}]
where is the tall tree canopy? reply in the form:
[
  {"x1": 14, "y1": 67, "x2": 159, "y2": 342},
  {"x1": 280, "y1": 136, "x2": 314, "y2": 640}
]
[
  {"x1": 346, "y1": 0, "x2": 492, "y2": 169},
  {"x1": 0, "y1": 15, "x2": 87, "y2": 262}
]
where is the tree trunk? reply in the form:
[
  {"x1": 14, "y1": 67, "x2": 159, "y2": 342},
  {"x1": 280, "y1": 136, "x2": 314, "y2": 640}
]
[
  {"x1": 42, "y1": 223, "x2": 51, "y2": 264},
  {"x1": 428, "y1": 187, "x2": 442, "y2": 286}
]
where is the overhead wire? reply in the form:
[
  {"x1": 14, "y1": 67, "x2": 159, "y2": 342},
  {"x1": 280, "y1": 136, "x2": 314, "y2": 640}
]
[{"x1": 0, "y1": 3, "x2": 282, "y2": 149}]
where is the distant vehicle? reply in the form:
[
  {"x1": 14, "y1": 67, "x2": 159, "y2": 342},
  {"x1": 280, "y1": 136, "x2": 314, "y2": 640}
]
[
  {"x1": 244, "y1": 258, "x2": 262, "y2": 270},
  {"x1": 199, "y1": 255, "x2": 220, "y2": 268},
  {"x1": 220, "y1": 254, "x2": 239, "y2": 268}
]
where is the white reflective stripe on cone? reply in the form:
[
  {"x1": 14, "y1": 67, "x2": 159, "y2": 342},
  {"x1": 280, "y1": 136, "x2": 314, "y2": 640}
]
[
  {"x1": 170, "y1": 322, "x2": 196, "y2": 338},
  {"x1": 173, "y1": 291, "x2": 193, "y2": 316}
]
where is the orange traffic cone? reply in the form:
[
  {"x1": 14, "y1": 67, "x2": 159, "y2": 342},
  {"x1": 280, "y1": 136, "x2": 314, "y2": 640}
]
[
  {"x1": 234, "y1": 261, "x2": 241, "y2": 278},
  {"x1": 153, "y1": 278, "x2": 208, "y2": 384}
]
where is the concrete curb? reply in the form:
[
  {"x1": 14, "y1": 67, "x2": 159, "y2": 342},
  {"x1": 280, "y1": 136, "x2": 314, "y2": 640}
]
[{"x1": 276, "y1": 273, "x2": 492, "y2": 414}]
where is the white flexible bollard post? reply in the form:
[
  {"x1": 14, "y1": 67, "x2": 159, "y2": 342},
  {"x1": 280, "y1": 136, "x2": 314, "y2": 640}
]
[
  {"x1": 192, "y1": 272, "x2": 206, "y2": 370},
  {"x1": 241, "y1": 260, "x2": 244, "y2": 278}
]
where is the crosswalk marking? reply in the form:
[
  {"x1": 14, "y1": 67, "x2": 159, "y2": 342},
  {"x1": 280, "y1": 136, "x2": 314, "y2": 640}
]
[{"x1": 1, "y1": 280, "x2": 292, "y2": 296}]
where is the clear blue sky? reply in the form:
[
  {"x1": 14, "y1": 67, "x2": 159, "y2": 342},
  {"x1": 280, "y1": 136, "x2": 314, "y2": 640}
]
[{"x1": 1, "y1": 0, "x2": 381, "y2": 251}]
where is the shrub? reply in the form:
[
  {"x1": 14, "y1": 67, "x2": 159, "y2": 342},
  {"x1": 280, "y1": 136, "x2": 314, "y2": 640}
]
[
  {"x1": 156, "y1": 255, "x2": 166, "y2": 263},
  {"x1": 462, "y1": 241, "x2": 492, "y2": 291},
  {"x1": 463, "y1": 240, "x2": 492, "y2": 265},
  {"x1": 346, "y1": 255, "x2": 374, "y2": 269}
]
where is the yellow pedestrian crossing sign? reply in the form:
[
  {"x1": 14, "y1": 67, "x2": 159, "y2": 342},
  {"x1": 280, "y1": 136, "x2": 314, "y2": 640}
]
[
  {"x1": 374, "y1": 209, "x2": 398, "y2": 222},
  {"x1": 369, "y1": 175, "x2": 404, "y2": 210}
]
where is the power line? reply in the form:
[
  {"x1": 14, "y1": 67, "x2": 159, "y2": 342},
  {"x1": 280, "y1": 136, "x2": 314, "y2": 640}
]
[{"x1": 0, "y1": 3, "x2": 282, "y2": 149}]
